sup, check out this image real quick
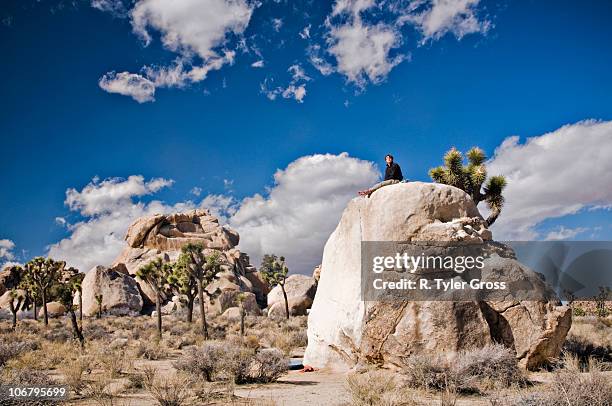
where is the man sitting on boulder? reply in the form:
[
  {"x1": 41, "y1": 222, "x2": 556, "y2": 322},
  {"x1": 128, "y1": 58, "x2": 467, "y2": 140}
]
[{"x1": 358, "y1": 154, "x2": 404, "y2": 198}]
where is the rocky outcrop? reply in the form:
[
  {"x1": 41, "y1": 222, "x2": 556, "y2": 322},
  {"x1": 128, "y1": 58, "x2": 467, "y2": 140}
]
[
  {"x1": 312, "y1": 265, "x2": 322, "y2": 283},
  {"x1": 303, "y1": 182, "x2": 571, "y2": 371},
  {"x1": 113, "y1": 209, "x2": 268, "y2": 312},
  {"x1": 81, "y1": 264, "x2": 143, "y2": 316},
  {"x1": 267, "y1": 274, "x2": 317, "y2": 317},
  {"x1": 39, "y1": 301, "x2": 66, "y2": 318}
]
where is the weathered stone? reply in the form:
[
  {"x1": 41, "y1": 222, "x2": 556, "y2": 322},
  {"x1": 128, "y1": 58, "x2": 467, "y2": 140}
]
[
  {"x1": 39, "y1": 301, "x2": 66, "y2": 318},
  {"x1": 112, "y1": 209, "x2": 267, "y2": 309},
  {"x1": 267, "y1": 274, "x2": 317, "y2": 310},
  {"x1": 303, "y1": 182, "x2": 571, "y2": 371},
  {"x1": 268, "y1": 295, "x2": 314, "y2": 318},
  {"x1": 81, "y1": 264, "x2": 143, "y2": 317},
  {"x1": 312, "y1": 265, "x2": 322, "y2": 282},
  {"x1": 0, "y1": 266, "x2": 23, "y2": 296}
]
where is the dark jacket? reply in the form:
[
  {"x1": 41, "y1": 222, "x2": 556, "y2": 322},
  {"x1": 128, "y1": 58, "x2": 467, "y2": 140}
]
[{"x1": 384, "y1": 162, "x2": 403, "y2": 181}]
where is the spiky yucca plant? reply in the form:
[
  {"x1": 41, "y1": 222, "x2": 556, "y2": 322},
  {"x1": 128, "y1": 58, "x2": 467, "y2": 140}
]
[
  {"x1": 137, "y1": 258, "x2": 173, "y2": 338},
  {"x1": 429, "y1": 147, "x2": 507, "y2": 226}
]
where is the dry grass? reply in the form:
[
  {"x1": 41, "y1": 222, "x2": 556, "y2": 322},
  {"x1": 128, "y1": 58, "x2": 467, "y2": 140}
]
[
  {"x1": 174, "y1": 340, "x2": 288, "y2": 384},
  {"x1": 144, "y1": 371, "x2": 194, "y2": 406},
  {"x1": 346, "y1": 368, "x2": 416, "y2": 406},
  {"x1": 563, "y1": 316, "x2": 612, "y2": 367},
  {"x1": 400, "y1": 344, "x2": 524, "y2": 394}
]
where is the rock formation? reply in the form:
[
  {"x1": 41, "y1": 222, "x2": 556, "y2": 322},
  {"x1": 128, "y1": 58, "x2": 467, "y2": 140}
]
[
  {"x1": 267, "y1": 274, "x2": 317, "y2": 317},
  {"x1": 303, "y1": 182, "x2": 571, "y2": 371},
  {"x1": 80, "y1": 264, "x2": 143, "y2": 317},
  {"x1": 0, "y1": 265, "x2": 22, "y2": 296},
  {"x1": 113, "y1": 209, "x2": 268, "y2": 313}
]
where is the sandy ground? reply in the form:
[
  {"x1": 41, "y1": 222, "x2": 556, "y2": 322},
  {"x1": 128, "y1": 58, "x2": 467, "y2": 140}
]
[{"x1": 234, "y1": 369, "x2": 350, "y2": 405}]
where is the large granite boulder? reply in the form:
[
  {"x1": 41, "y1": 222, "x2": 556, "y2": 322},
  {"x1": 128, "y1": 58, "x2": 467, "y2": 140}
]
[
  {"x1": 303, "y1": 182, "x2": 571, "y2": 371},
  {"x1": 39, "y1": 301, "x2": 66, "y2": 318},
  {"x1": 80, "y1": 264, "x2": 143, "y2": 316},
  {"x1": 267, "y1": 274, "x2": 317, "y2": 316},
  {"x1": 113, "y1": 209, "x2": 268, "y2": 311}
]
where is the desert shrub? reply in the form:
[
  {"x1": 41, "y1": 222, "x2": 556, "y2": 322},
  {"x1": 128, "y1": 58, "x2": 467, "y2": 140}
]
[
  {"x1": 174, "y1": 341, "x2": 288, "y2": 384},
  {"x1": 144, "y1": 372, "x2": 194, "y2": 406},
  {"x1": 563, "y1": 318, "x2": 612, "y2": 368},
  {"x1": 238, "y1": 348, "x2": 287, "y2": 384},
  {"x1": 401, "y1": 344, "x2": 523, "y2": 393},
  {"x1": 83, "y1": 375, "x2": 116, "y2": 406},
  {"x1": 0, "y1": 340, "x2": 39, "y2": 366},
  {"x1": 95, "y1": 349, "x2": 130, "y2": 378},
  {"x1": 174, "y1": 342, "x2": 228, "y2": 381},
  {"x1": 521, "y1": 367, "x2": 612, "y2": 406},
  {"x1": 346, "y1": 369, "x2": 416, "y2": 406},
  {"x1": 136, "y1": 340, "x2": 168, "y2": 360},
  {"x1": 453, "y1": 344, "x2": 523, "y2": 391},
  {"x1": 82, "y1": 323, "x2": 110, "y2": 341},
  {"x1": 60, "y1": 357, "x2": 89, "y2": 395},
  {"x1": 573, "y1": 306, "x2": 586, "y2": 317},
  {"x1": 243, "y1": 334, "x2": 261, "y2": 350}
]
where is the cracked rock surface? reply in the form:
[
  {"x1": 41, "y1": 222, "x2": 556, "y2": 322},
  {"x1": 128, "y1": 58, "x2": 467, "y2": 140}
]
[{"x1": 303, "y1": 182, "x2": 571, "y2": 371}]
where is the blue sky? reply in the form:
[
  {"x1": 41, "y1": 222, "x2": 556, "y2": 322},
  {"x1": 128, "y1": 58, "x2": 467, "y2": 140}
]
[{"x1": 1, "y1": 0, "x2": 612, "y2": 273}]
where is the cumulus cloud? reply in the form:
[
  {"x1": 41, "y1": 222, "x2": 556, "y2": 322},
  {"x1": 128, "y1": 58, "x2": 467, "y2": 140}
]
[
  {"x1": 316, "y1": 0, "x2": 489, "y2": 87},
  {"x1": 403, "y1": 0, "x2": 490, "y2": 42},
  {"x1": 99, "y1": 0, "x2": 254, "y2": 102},
  {"x1": 190, "y1": 187, "x2": 203, "y2": 197},
  {"x1": 228, "y1": 153, "x2": 379, "y2": 273},
  {"x1": 48, "y1": 153, "x2": 378, "y2": 275},
  {"x1": 65, "y1": 175, "x2": 173, "y2": 216},
  {"x1": 49, "y1": 176, "x2": 188, "y2": 272},
  {"x1": 326, "y1": 0, "x2": 404, "y2": 87},
  {"x1": 0, "y1": 239, "x2": 16, "y2": 264},
  {"x1": 299, "y1": 24, "x2": 311, "y2": 39},
  {"x1": 98, "y1": 71, "x2": 156, "y2": 103},
  {"x1": 487, "y1": 120, "x2": 612, "y2": 240}
]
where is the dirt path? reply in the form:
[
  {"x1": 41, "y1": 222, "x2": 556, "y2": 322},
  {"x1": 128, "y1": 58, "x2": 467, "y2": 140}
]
[{"x1": 234, "y1": 370, "x2": 350, "y2": 405}]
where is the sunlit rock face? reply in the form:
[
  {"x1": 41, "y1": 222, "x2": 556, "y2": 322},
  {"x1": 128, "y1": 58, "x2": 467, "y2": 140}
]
[{"x1": 304, "y1": 182, "x2": 571, "y2": 371}]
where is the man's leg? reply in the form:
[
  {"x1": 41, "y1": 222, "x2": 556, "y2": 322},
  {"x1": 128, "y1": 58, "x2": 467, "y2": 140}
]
[{"x1": 359, "y1": 179, "x2": 399, "y2": 197}]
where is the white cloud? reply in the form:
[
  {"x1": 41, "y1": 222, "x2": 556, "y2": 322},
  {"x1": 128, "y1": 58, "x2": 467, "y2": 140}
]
[
  {"x1": 545, "y1": 226, "x2": 588, "y2": 241},
  {"x1": 271, "y1": 18, "x2": 283, "y2": 32},
  {"x1": 325, "y1": 0, "x2": 404, "y2": 87},
  {"x1": 317, "y1": 0, "x2": 489, "y2": 87},
  {"x1": 55, "y1": 217, "x2": 67, "y2": 227},
  {"x1": 190, "y1": 187, "x2": 203, "y2": 197},
  {"x1": 91, "y1": 0, "x2": 126, "y2": 16},
  {"x1": 487, "y1": 120, "x2": 612, "y2": 240},
  {"x1": 48, "y1": 154, "x2": 380, "y2": 275},
  {"x1": 299, "y1": 24, "x2": 311, "y2": 39},
  {"x1": 403, "y1": 0, "x2": 490, "y2": 43},
  {"x1": 65, "y1": 175, "x2": 174, "y2": 216},
  {"x1": 251, "y1": 60, "x2": 265, "y2": 68},
  {"x1": 131, "y1": 0, "x2": 253, "y2": 60},
  {"x1": 100, "y1": 0, "x2": 254, "y2": 102},
  {"x1": 260, "y1": 64, "x2": 310, "y2": 103},
  {"x1": 0, "y1": 239, "x2": 16, "y2": 263},
  {"x1": 282, "y1": 85, "x2": 307, "y2": 103},
  {"x1": 98, "y1": 71, "x2": 156, "y2": 103},
  {"x1": 48, "y1": 176, "x2": 190, "y2": 272},
  {"x1": 228, "y1": 152, "x2": 378, "y2": 273}
]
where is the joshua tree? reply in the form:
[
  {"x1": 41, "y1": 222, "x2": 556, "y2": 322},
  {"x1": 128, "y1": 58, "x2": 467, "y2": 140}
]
[
  {"x1": 94, "y1": 294, "x2": 103, "y2": 319},
  {"x1": 429, "y1": 147, "x2": 507, "y2": 226},
  {"x1": 57, "y1": 271, "x2": 85, "y2": 347},
  {"x1": 137, "y1": 258, "x2": 172, "y2": 338},
  {"x1": 180, "y1": 243, "x2": 225, "y2": 339},
  {"x1": 167, "y1": 253, "x2": 198, "y2": 323},
  {"x1": 260, "y1": 255, "x2": 290, "y2": 319},
  {"x1": 16, "y1": 265, "x2": 38, "y2": 321},
  {"x1": 7, "y1": 289, "x2": 25, "y2": 330},
  {"x1": 24, "y1": 257, "x2": 64, "y2": 326},
  {"x1": 236, "y1": 293, "x2": 247, "y2": 337}
]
